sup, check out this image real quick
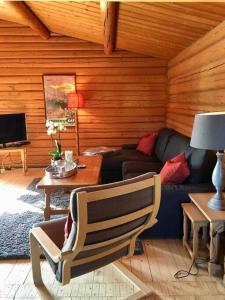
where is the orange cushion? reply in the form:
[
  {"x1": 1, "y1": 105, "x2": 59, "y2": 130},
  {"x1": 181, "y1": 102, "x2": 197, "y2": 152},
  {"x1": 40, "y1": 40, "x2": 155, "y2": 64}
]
[
  {"x1": 136, "y1": 133, "x2": 158, "y2": 156},
  {"x1": 160, "y1": 153, "x2": 190, "y2": 184}
]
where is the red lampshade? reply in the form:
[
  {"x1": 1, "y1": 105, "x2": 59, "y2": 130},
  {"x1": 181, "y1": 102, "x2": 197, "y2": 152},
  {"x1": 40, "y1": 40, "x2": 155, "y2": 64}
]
[{"x1": 67, "y1": 92, "x2": 84, "y2": 108}]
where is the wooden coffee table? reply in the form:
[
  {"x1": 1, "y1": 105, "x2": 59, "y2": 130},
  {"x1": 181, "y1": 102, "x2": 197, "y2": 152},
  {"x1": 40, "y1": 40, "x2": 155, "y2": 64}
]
[{"x1": 36, "y1": 155, "x2": 102, "y2": 220}]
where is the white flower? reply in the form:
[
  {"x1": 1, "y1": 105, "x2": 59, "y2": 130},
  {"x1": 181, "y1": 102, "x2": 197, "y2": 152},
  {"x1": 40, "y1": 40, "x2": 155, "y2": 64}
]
[
  {"x1": 47, "y1": 127, "x2": 57, "y2": 135},
  {"x1": 58, "y1": 123, "x2": 66, "y2": 131},
  {"x1": 46, "y1": 120, "x2": 54, "y2": 128},
  {"x1": 46, "y1": 119, "x2": 67, "y2": 135}
]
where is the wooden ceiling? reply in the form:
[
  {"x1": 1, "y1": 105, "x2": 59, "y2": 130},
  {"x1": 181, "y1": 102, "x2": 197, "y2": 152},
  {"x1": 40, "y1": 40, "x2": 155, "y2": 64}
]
[{"x1": 0, "y1": 1, "x2": 225, "y2": 59}]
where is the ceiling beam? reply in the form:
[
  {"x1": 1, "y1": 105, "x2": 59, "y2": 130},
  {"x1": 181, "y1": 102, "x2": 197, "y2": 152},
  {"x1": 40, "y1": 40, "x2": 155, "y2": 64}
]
[
  {"x1": 6, "y1": 1, "x2": 50, "y2": 39},
  {"x1": 100, "y1": 0, "x2": 119, "y2": 55}
]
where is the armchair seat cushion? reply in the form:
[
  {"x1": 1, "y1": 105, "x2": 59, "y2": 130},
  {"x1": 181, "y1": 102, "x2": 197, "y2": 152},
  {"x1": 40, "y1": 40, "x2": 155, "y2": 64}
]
[
  {"x1": 34, "y1": 218, "x2": 129, "y2": 282},
  {"x1": 33, "y1": 217, "x2": 67, "y2": 250}
]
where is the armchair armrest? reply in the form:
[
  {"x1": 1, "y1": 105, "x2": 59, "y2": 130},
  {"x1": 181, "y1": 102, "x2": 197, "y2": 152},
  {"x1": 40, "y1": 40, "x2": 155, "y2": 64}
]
[
  {"x1": 30, "y1": 227, "x2": 62, "y2": 263},
  {"x1": 121, "y1": 144, "x2": 137, "y2": 150}
]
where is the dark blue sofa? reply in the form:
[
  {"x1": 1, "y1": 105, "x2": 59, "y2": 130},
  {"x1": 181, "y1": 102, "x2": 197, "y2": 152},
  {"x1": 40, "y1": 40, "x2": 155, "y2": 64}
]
[{"x1": 101, "y1": 128, "x2": 216, "y2": 238}]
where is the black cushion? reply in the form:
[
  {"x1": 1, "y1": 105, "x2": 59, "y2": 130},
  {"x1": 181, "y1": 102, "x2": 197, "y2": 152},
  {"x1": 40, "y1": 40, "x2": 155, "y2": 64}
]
[
  {"x1": 122, "y1": 161, "x2": 162, "y2": 179},
  {"x1": 184, "y1": 146, "x2": 216, "y2": 184},
  {"x1": 102, "y1": 149, "x2": 159, "y2": 171},
  {"x1": 162, "y1": 133, "x2": 190, "y2": 163},
  {"x1": 154, "y1": 128, "x2": 174, "y2": 161}
]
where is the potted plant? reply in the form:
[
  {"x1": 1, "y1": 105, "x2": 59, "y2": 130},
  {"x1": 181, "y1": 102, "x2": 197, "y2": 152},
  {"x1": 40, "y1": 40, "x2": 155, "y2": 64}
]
[{"x1": 46, "y1": 120, "x2": 66, "y2": 165}]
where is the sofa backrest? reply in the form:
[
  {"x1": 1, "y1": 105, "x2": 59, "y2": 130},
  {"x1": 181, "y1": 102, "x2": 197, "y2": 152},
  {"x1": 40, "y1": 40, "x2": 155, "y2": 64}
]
[
  {"x1": 184, "y1": 146, "x2": 216, "y2": 184},
  {"x1": 154, "y1": 127, "x2": 216, "y2": 184},
  {"x1": 162, "y1": 134, "x2": 190, "y2": 163},
  {"x1": 154, "y1": 128, "x2": 174, "y2": 161}
]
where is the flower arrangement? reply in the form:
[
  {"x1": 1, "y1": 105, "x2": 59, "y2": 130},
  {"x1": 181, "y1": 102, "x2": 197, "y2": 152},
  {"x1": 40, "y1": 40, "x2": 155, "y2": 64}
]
[{"x1": 46, "y1": 120, "x2": 67, "y2": 161}]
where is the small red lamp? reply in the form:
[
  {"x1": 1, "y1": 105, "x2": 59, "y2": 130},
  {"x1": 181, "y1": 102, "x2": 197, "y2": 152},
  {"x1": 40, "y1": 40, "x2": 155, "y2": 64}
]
[
  {"x1": 67, "y1": 92, "x2": 85, "y2": 109},
  {"x1": 67, "y1": 92, "x2": 85, "y2": 155}
]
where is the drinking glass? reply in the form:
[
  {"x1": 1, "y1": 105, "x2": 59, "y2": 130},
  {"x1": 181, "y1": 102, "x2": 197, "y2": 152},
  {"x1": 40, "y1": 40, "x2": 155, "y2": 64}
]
[
  {"x1": 55, "y1": 160, "x2": 66, "y2": 174},
  {"x1": 65, "y1": 150, "x2": 73, "y2": 164}
]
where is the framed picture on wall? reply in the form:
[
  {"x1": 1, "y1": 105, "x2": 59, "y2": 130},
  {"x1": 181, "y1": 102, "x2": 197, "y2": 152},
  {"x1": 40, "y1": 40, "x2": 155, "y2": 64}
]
[{"x1": 43, "y1": 74, "x2": 76, "y2": 126}]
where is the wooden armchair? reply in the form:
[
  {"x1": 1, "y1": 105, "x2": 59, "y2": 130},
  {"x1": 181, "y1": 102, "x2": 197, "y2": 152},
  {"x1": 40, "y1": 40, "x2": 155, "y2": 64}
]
[{"x1": 29, "y1": 172, "x2": 161, "y2": 299}]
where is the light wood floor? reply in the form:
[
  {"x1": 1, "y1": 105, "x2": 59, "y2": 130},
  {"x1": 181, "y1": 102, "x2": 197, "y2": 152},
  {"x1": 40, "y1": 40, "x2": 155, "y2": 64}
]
[{"x1": 0, "y1": 168, "x2": 225, "y2": 300}]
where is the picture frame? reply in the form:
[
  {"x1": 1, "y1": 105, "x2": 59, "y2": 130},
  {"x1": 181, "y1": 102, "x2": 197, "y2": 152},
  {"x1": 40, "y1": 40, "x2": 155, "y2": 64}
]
[{"x1": 43, "y1": 74, "x2": 76, "y2": 126}]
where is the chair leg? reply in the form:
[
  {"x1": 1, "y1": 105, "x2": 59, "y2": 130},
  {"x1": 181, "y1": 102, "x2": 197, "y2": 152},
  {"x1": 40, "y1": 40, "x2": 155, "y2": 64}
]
[
  {"x1": 192, "y1": 223, "x2": 199, "y2": 263},
  {"x1": 29, "y1": 232, "x2": 44, "y2": 286},
  {"x1": 183, "y1": 211, "x2": 188, "y2": 249},
  {"x1": 112, "y1": 261, "x2": 153, "y2": 300},
  {"x1": 29, "y1": 233, "x2": 54, "y2": 299},
  {"x1": 202, "y1": 225, "x2": 208, "y2": 248}
]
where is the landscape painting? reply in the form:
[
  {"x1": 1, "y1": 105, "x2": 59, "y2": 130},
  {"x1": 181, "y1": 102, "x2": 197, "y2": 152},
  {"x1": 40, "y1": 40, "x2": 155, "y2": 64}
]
[{"x1": 43, "y1": 74, "x2": 76, "y2": 126}]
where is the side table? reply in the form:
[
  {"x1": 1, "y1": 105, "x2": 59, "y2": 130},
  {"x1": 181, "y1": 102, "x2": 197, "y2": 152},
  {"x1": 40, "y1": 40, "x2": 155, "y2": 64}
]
[
  {"x1": 189, "y1": 193, "x2": 225, "y2": 278},
  {"x1": 0, "y1": 147, "x2": 28, "y2": 174},
  {"x1": 82, "y1": 146, "x2": 120, "y2": 157}
]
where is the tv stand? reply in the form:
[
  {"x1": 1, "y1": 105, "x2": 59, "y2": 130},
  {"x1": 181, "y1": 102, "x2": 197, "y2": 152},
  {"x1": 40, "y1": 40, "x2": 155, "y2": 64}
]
[
  {"x1": 0, "y1": 147, "x2": 28, "y2": 174},
  {"x1": 0, "y1": 140, "x2": 31, "y2": 149}
]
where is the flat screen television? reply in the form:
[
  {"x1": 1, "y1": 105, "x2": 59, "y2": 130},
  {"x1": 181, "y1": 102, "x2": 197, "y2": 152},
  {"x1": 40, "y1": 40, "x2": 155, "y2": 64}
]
[{"x1": 0, "y1": 113, "x2": 27, "y2": 146}]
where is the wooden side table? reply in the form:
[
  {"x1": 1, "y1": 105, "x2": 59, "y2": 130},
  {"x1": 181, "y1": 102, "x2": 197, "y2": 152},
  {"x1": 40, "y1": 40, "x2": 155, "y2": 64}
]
[
  {"x1": 0, "y1": 147, "x2": 28, "y2": 174},
  {"x1": 189, "y1": 193, "x2": 225, "y2": 277},
  {"x1": 181, "y1": 203, "x2": 208, "y2": 263}
]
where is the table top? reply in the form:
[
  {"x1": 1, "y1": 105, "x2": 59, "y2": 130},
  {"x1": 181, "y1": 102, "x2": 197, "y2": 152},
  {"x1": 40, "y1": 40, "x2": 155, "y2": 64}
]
[
  {"x1": 0, "y1": 147, "x2": 27, "y2": 152},
  {"x1": 189, "y1": 193, "x2": 225, "y2": 222},
  {"x1": 36, "y1": 155, "x2": 102, "y2": 189}
]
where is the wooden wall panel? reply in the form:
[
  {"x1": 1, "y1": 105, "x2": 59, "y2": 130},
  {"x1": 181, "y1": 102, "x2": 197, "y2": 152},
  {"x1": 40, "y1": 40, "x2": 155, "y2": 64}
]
[
  {"x1": 0, "y1": 20, "x2": 167, "y2": 166},
  {"x1": 166, "y1": 18, "x2": 225, "y2": 137}
]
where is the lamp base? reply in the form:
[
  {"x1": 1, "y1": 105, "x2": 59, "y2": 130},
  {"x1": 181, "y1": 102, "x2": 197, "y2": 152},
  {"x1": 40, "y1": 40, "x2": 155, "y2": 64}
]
[{"x1": 208, "y1": 194, "x2": 225, "y2": 210}]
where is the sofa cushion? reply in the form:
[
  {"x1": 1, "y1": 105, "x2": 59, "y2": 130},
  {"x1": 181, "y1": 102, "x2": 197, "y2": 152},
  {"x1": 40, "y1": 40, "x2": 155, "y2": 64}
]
[
  {"x1": 124, "y1": 172, "x2": 146, "y2": 180},
  {"x1": 154, "y1": 128, "x2": 174, "y2": 161},
  {"x1": 160, "y1": 153, "x2": 190, "y2": 184},
  {"x1": 184, "y1": 147, "x2": 216, "y2": 184},
  {"x1": 102, "y1": 149, "x2": 159, "y2": 171},
  {"x1": 122, "y1": 161, "x2": 162, "y2": 180},
  {"x1": 162, "y1": 133, "x2": 190, "y2": 163}
]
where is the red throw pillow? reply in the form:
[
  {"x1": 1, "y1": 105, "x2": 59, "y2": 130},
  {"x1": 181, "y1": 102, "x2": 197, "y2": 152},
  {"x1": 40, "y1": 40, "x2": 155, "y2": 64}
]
[
  {"x1": 170, "y1": 152, "x2": 186, "y2": 163},
  {"x1": 64, "y1": 212, "x2": 73, "y2": 241},
  {"x1": 136, "y1": 133, "x2": 158, "y2": 156},
  {"x1": 160, "y1": 153, "x2": 190, "y2": 184}
]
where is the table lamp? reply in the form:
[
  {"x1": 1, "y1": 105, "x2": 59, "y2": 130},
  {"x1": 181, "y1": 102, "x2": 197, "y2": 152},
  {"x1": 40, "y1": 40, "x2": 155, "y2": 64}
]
[
  {"x1": 67, "y1": 92, "x2": 85, "y2": 155},
  {"x1": 190, "y1": 112, "x2": 225, "y2": 210}
]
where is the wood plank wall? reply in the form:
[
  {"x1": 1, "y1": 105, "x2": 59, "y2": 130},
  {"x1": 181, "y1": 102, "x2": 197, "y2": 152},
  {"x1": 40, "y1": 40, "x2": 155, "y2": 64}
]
[
  {"x1": 167, "y1": 18, "x2": 225, "y2": 137},
  {"x1": 0, "y1": 20, "x2": 167, "y2": 166}
]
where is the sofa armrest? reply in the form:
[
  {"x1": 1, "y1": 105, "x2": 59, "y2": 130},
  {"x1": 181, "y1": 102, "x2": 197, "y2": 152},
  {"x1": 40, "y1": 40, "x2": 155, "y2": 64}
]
[
  {"x1": 141, "y1": 182, "x2": 215, "y2": 239},
  {"x1": 121, "y1": 144, "x2": 137, "y2": 150},
  {"x1": 162, "y1": 183, "x2": 215, "y2": 193}
]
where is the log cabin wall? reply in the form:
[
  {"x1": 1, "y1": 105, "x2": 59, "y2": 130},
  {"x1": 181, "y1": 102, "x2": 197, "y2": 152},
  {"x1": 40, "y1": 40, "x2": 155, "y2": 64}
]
[
  {"x1": 0, "y1": 20, "x2": 167, "y2": 166},
  {"x1": 167, "y1": 19, "x2": 225, "y2": 137}
]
